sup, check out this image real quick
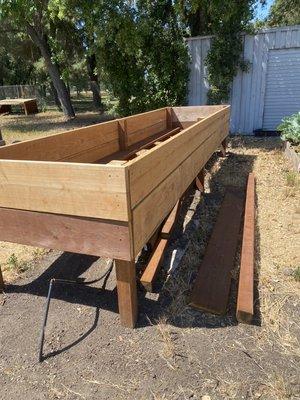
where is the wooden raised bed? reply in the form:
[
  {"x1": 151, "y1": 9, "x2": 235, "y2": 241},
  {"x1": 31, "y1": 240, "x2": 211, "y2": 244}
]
[
  {"x1": 0, "y1": 98, "x2": 38, "y2": 115},
  {"x1": 0, "y1": 105, "x2": 230, "y2": 327}
]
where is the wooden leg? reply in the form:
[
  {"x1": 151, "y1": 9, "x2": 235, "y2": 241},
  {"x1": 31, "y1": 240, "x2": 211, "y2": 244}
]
[
  {"x1": 0, "y1": 266, "x2": 4, "y2": 293},
  {"x1": 115, "y1": 260, "x2": 138, "y2": 328},
  {"x1": 0, "y1": 105, "x2": 12, "y2": 114},
  {"x1": 220, "y1": 138, "x2": 227, "y2": 157},
  {"x1": 195, "y1": 168, "x2": 205, "y2": 192}
]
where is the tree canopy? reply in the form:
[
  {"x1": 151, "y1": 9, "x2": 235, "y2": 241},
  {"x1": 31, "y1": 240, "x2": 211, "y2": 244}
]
[{"x1": 267, "y1": 0, "x2": 300, "y2": 27}]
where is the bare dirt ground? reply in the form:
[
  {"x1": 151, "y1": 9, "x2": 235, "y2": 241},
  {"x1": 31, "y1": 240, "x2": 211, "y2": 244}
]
[{"x1": 0, "y1": 134, "x2": 299, "y2": 400}]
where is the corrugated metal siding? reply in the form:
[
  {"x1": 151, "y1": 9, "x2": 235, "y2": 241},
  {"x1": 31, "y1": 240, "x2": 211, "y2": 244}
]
[
  {"x1": 263, "y1": 48, "x2": 300, "y2": 129},
  {"x1": 186, "y1": 25, "x2": 300, "y2": 134}
]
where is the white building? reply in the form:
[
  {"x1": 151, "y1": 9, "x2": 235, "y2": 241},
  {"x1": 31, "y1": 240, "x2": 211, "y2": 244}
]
[{"x1": 186, "y1": 25, "x2": 300, "y2": 134}]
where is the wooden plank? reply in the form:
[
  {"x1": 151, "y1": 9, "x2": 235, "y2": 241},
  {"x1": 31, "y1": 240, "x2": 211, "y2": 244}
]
[
  {"x1": 195, "y1": 169, "x2": 205, "y2": 192},
  {"x1": 115, "y1": 260, "x2": 138, "y2": 328},
  {"x1": 127, "y1": 106, "x2": 230, "y2": 208},
  {"x1": 0, "y1": 119, "x2": 120, "y2": 162},
  {"x1": 124, "y1": 127, "x2": 181, "y2": 160},
  {"x1": 236, "y1": 174, "x2": 255, "y2": 323},
  {"x1": 0, "y1": 98, "x2": 36, "y2": 106},
  {"x1": 121, "y1": 108, "x2": 167, "y2": 146},
  {"x1": 189, "y1": 189, "x2": 244, "y2": 314},
  {"x1": 131, "y1": 118, "x2": 229, "y2": 255},
  {"x1": 96, "y1": 127, "x2": 181, "y2": 164},
  {"x1": 0, "y1": 161, "x2": 129, "y2": 220},
  {"x1": 140, "y1": 239, "x2": 168, "y2": 292},
  {"x1": 23, "y1": 99, "x2": 38, "y2": 115},
  {"x1": 141, "y1": 200, "x2": 181, "y2": 291},
  {"x1": 171, "y1": 105, "x2": 227, "y2": 124},
  {"x1": 118, "y1": 119, "x2": 128, "y2": 151},
  {"x1": 161, "y1": 200, "x2": 181, "y2": 239},
  {"x1": 0, "y1": 207, "x2": 132, "y2": 260},
  {"x1": 0, "y1": 266, "x2": 3, "y2": 292}
]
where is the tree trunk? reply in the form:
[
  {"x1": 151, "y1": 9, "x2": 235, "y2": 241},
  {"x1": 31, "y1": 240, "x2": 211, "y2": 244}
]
[
  {"x1": 86, "y1": 53, "x2": 103, "y2": 110},
  {"x1": 50, "y1": 81, "x2": 61, "y2": 110},
  {"x1": 26, "y1": 25, "x2": 75, "y2": 119}
]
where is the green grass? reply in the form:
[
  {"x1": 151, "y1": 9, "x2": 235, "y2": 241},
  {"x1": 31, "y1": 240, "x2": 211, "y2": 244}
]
[{"x1": 7, "y1": 253, "x2": 29, "y2": 273}]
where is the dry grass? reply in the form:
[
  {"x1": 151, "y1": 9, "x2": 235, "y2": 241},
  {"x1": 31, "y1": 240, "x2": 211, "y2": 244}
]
[
  {"x1": 158, "y1": 136, "x2": 299, "y2": 398},
  {"x1": 0, "y1": 110, "x2": 112, "y2": 144}
]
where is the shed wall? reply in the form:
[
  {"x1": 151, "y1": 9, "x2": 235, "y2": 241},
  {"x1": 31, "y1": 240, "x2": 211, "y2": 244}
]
[{"x1": 186, "y1": 25, "x2": 300, "y2": 134}]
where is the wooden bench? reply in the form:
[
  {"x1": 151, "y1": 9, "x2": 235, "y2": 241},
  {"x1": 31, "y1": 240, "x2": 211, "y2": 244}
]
[{"x1": 0, "y1": 98, "x2": 38, "y2": 115}]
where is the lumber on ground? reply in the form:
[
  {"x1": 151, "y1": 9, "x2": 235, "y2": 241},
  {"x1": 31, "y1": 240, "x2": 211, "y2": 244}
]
[
  {"x1": 140, "y1": 200, "x2": 181, "y2": 292},
  {"x1": 236, "y1": 173, "x2": 255, "y2": 324},
  {"x1": 189, "y1": 188, "x2": 244, "y2": 314}
]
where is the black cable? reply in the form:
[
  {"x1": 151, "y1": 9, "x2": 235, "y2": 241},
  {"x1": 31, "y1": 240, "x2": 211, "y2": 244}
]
[{"x1": 38, "y1": 259, "x2": 114, "y2": 362}]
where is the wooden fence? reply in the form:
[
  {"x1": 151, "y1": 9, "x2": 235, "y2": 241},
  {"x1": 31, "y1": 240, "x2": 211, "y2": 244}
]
[{"x1": 0, "y1": 85, "x2": 42, "y2": 100}]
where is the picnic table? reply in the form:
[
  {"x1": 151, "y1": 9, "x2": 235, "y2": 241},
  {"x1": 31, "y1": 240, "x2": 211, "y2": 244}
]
[{"x1": 0, "y1": 98, "x2": 38, "y2": 115}]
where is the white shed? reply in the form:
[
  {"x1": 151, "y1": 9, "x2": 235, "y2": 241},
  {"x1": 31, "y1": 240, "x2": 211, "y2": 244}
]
[{"x1": 186, "y1": 25, "x2": 300, "y2": 134}]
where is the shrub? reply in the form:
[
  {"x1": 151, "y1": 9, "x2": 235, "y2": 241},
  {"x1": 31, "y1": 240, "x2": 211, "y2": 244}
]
[{"x1": 277, "y1": 112, "x2": 300, "y2": 146}]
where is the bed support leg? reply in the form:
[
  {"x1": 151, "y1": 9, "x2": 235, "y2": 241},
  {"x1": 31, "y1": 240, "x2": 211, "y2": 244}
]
[
  {"x1": 0, "y1": 267, "x2": 4, "y2": 293},
  {"x1": 195, "y1": 168, "x2": 205, "y2": 193},
  {"x1": 220, "y1": 138, "x2": 227, "y2": 157},
  {"x1": 115, "y1": 260, "x2": 138, "y2": 328}
]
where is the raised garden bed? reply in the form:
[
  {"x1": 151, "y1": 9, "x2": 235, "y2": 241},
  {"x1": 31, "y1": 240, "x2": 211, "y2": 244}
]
[{"x1": 0, "y1": 105, "x2": 230, "y2": 326}]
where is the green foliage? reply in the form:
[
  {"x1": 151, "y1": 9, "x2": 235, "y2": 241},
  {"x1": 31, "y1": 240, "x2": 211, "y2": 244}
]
[
  {"x1": 7, "y1": 253, "x2": 29, "y2": 273},
  {"x1": 176, "y1": 0, "x2": 255, "y2": 104},
  {"x1": 268, "y1": 0, "x2": 300, "y2": 27},
  {"x1": 97, "y1": 0, "x2": 190, "y2": 116},
  {"x1": 278, "y1": 112, "x2": 300, "y2": 146},
  {"x1": 205, "y1": 1, "x2": 255, "y2": 104}
]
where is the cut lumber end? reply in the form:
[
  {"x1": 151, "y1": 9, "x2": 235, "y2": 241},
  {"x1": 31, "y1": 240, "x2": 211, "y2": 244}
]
[
  {"x1": 236, "y1": 309, "x2": 253, "y2": 324},
  {"x1": 236, "y1": 173, "x2": 255, "y2": 324},
  {"x1": 140, "y1": 238, "x2": 168, "y2": 292}
]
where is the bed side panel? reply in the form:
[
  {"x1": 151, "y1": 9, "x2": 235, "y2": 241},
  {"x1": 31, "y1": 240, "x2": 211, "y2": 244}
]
[
  {"x1": 0, "y1": 120, "x2": 120, "y2": 162},
  {"x1": 0, "y1": 161, "x2": 129, "y2": 221},
  {"x1": 128, "y1": 106, "x2": 230, "y2": 256}
]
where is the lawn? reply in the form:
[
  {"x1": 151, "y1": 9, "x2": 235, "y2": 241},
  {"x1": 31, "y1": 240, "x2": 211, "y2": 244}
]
[{"x1": 0, "y1": 107, "x2": 299, "y2": 399}]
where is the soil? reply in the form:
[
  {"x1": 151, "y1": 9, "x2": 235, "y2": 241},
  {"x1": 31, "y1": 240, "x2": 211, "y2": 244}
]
[{"x1": 0, "y1": 137, "x2": 299, "y2": 400}]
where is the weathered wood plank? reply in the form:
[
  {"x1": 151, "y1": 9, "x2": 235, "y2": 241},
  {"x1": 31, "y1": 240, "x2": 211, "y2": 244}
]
[
  {"x1": 189, "y1": 189, "x2": 244, "y2": 314},
  {"x1": 236, "y1": 174, "x2": 255, "y2": 323},
  {"x1": 131, "y1": 118, "x2": 229, "y2": 255},
  {"x1": 127, "y1": 107, "x2": 229, "y2": 208},
  {"x1": 115, "y1": 260, "x2": 138, "y2": 328},
  {"x1": 0, "y1": 161, "x2": 129, "y2": 220},
  {"x1": 0, "y1": 207, "x2": 131, "y2": 260}
]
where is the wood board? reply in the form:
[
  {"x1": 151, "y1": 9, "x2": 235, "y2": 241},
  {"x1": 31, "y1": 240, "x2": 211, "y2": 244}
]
[
  {"x1": 190, "y1": 188, "x2": 244, "y2": 315},
  {"x1": 236, "y1": 173, "x2": 255, "y2": 323}
]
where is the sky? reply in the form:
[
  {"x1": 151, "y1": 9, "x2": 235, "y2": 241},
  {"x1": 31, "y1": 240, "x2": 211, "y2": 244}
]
[{"x1": 255, "y1": 0, "x2": 275, "y2": 21}]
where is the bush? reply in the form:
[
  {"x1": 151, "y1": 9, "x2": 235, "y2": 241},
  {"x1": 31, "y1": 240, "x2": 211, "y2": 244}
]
[{"x1": 277, "y1": 112, "x2": 300, "y2": 146}]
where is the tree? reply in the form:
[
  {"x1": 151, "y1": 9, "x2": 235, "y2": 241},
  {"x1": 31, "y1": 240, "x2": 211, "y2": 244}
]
[
  {"x1": 97, "y1": 0, "x2": 190, "y2": 115},
  {"x1": 177, "y1": 0, "x2": 255, "y2": 104},
  {"x1": 49, "y1": 0, "x2": 104, "y2": 110},
  {"x1": 267, "y1": 0, "x2": 300, "y2": 27},
  {"x1": 0, "y1": 0, "x2": 75, "y2": 118}
]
